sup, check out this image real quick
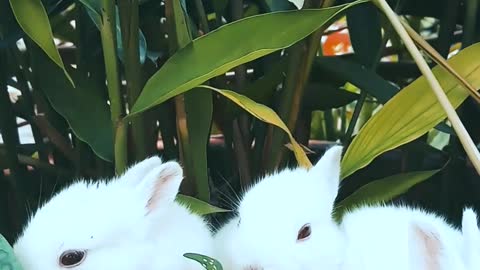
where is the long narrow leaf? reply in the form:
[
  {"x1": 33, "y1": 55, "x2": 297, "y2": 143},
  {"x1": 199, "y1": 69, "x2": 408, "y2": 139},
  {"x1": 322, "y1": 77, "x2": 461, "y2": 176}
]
[
  {"x1": 9, "y1": 0, "x2": 73, "y2": 86},
  {"x1": 401, "y1": 19, "x2": 480, "y2": 103},
  {"x1": 199, "y1": 86, "x2": 311, "y2": 168},
  {"x1": 176, "y1": 194, "x2": 230, "y2": 216},
  {"x1": 128, "y1": 0, "x2": 368, "y2": 116},
  {"x1": 341, "y1": 43, "x2": 480, "y2": 179},
  {"x1": 335, "y1": 169, "x2": 441, "y2": 221},
  {"x1": 30, "y1": 45, "x2": 113, "y2": 162}
]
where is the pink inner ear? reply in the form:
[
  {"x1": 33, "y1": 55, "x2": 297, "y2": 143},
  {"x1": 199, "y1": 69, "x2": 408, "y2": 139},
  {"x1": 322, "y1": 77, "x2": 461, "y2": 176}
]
[
  {"x1": 413, "y1": 225, "x2": 441, "y2": 270},
  {"x1": 144, "y1": 165, "x2": 181, "y2": 214}
]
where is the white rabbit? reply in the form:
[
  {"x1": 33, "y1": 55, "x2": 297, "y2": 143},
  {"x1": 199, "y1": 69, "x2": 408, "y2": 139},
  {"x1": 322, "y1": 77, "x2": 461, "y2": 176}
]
[
  {"x1": 340, "y1": 204, "x2": 474, "y2": 270},
  {"x1": 13, "y1": 156, "x2": 214, "y2": 270},
  {"x1": 213, "y1": 145, "x2": 480, "y2": 270},
  {"x1": 461, "y1": 208, "x2": 480, "y2": 269},
  {"x1": 409, "y1": 207, "x2": 480, "y2": 270},
  {"x1": 213, "y1": 145, "x2": 346, "y2": 270}
]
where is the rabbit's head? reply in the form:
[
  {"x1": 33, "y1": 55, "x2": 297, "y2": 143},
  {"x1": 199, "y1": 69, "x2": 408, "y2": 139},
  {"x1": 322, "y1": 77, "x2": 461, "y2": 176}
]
[
  {"x1": 14, "y1": 157, "x2": 213, "y2": 270},
  {"x1": 214, "y1": 146, "x2": 345, "y2": 270}
]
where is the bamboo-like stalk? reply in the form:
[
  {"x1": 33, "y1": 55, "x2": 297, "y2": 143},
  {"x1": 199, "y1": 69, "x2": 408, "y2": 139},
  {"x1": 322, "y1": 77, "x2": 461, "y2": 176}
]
[
  {"x1": 374, "y1": 0, "x2": 480, "y2": 174},
  {"x1": 230, "y1": 0, "x2": 252, "y2": 187},
  {"x1": 264, "y1": 0, "x2": 333, "y2": 170},
  {"x1": 165, "y1": 0, "x2": 211, "y2": 199},
  {"x1": 400, "y1": 19, "x2": 480, "y2": 104},
  {"x1": 118, "y1": 0, "x2": 148, "y2": 161},
  {"x1": 100, "y1": 0, "x2": 127, "y2": 174}
]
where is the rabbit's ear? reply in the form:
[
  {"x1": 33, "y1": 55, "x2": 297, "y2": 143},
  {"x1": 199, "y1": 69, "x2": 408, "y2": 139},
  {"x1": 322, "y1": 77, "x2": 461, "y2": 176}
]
[
  {"x1": 462, "y1": 208, "x2": 480, "y2": 268},
  {"x1": 135, "y1": 161, "x2": 184, "y2": 213},
  {"x1": 120, "y1": 156, "x2": 163, "y2": 185},
  {"x1": 408, "y1": 222, "x2": 441, "y2": 270},
  {"x1": 310, "y1": 145, "x2": 343, "y2": 203}
]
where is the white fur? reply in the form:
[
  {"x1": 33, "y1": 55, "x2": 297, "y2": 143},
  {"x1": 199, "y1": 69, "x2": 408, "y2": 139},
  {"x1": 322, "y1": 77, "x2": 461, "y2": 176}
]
[
  {"x1": 340, "y1": 205, "x2": 468, "y2": 270},
  {"x1": 461, "y1": 207, "x2": 480, "y2": 269},
  {"x1": 213, "y1": 146, "x2": 345, "y2": 270},
  {"x1": 13, "y1": 156, "x2": 213, "y2": 270},
  {"x1": 213, "y1": 145, "x2": 480, "y2": 270}
]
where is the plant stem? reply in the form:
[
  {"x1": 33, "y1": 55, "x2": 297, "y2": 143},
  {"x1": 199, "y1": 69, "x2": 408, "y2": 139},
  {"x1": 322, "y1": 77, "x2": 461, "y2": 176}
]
[
  {"x1": 73, "y1": 5, "x2": 92, "y2": 175},
  {"x1": 100, "y1": 0, "x2": 127, "y2": 174},
  {"x1": 344, "y1": 0, "x2": 402, "y2": 144},
  {"x1": 230, "y1": 0, "x2": 252, "y2": 187},
  {"x1": 400, "y1": 20, "x2": 480, "y2": 104},
  {"x1": 194, "y1": 0, "x2": 210, "y2": 33},
  {"x1": 344, "y1": 91, "x2": 367, "y2": 141},
  {"x1": 165, "y1": 0, "x2": 213, "y2": 201},
  {"x1": 164, "y1": 0, "x2": 195, "y2": 196},
  {"x1": 374, "y1": 0, "x2": 480, "y2": 174},
  {"x1": 118, "y1": 0, "x2": 148, "y2": 161},
  {"x1": 264, "y1": 0, "x2": 329, "y2": 170}
]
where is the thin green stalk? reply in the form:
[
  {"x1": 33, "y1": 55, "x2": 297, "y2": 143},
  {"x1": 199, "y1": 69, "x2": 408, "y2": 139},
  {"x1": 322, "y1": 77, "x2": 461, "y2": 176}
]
[
  {"x1": 340, "y1": 107, "x2": 347, "y2": 134},
  {"x1": 118, "y1": 0, "x2": 148, "y2": 161},
  {"x1": 374, "y1": 0, "x2": 480, "y2": 174},
  {"x1": 344, "y1": 91, "x2": 367, "y2": 142},
  {"x1": 324, "y1": 109, "x2": 335, "y2": 140},
  {"x1": 194, "y1": 0, "x2": 210, "y2": 33},
  {"x1": 401, "y1": 19, "x2": 480, "y2": 103},
  {"x1": 100, "y1": 0, "x2": 127, "y2": 174},
  {"x1": 264, "y1": 0, "x2": 328, "y2": 170},
  {"x1": 74, "y1": 5, "x2": 92, "y2": 174},
  {"x1": 165, "y1": 0, "x2": 213, "y2": 201},
  {"x1": 229, "y1": 0, "x2": 252, "y2": 187},
  {"x1": 344, "y1": 1, "x2": 402, "y2": 145}
]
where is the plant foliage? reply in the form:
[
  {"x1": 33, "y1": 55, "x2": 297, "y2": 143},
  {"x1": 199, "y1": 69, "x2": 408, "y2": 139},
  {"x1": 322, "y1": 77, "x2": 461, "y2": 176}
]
[{"x1": 0, "y1": 0, "x2": 479, "y2": 267}]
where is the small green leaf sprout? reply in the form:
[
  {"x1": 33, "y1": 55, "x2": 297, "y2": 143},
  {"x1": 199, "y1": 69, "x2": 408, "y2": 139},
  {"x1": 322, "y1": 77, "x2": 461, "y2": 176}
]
[{"x1": 183, "y1": 253, "x2": 223, "y2": 270}]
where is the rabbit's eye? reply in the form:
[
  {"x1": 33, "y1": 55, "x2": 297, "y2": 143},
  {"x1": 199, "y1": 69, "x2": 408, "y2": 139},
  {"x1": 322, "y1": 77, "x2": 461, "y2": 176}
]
[
  {"x1": 59, "y1": 250, "x2": 86, "y2": 268},
  {"x1": 297, "y1": 223, "x2": 311, "y2": 241}
]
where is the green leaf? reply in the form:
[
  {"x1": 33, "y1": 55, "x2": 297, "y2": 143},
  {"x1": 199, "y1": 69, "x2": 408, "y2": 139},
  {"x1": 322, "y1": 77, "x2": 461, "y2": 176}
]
[
  {"x1": 78, "y1": 0, "x2": 147, "y2": 64},
  {"x1": 312, "y1": 57, "x2": 399, "y2": 104},
  {"x1": 129, "y1": 0, "x2": 369, "y2": 116},
  {"x1": 0, "y1": 234, "x2": 23, "y2": 270},
  {"x1": 78, "y1": 0, "x2": 101, "y2": 20},
  {"x1": 312, "y1": 56, "x2": 454, "y2": 134},
  {"x1": 176, "y1": 194, "x2": 230, "y2": 216},
  {"x1": 341, "y1": 42, "x2": 480, "y2": 179},
  {"x1": 302, "y1": 83, "x2": 359, "y2": 111},
  {"x1": 115, "y1": 7, "x2": 148, "y2": 64},
  {"x1": 9, "y1": 0, "x2": 73, "y2": 86},
  {"x1": 199, "y1": 85, "x2": 312, "y2": 168},
  {"x1": 167, "y1": 0, "x2": 212, "y2": 202},
  {"x1": 183, "y1": 253, "x2": 223, "y2": 270},
  {"x1": 334, "y1": 169, "x2": 441, "y2": 221},
  {"x1": 346, "y1": 2, "x2": 382, "y2": 67},
  {"x1": 183, "y1": 89, "x2": 214, "y2": 202},
  {"x1": 30, "y1": 44, "x2": 113, "y2": 162},
  {"x1": 223, "y1": 57, "x2": 288, "y2": 121}
]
